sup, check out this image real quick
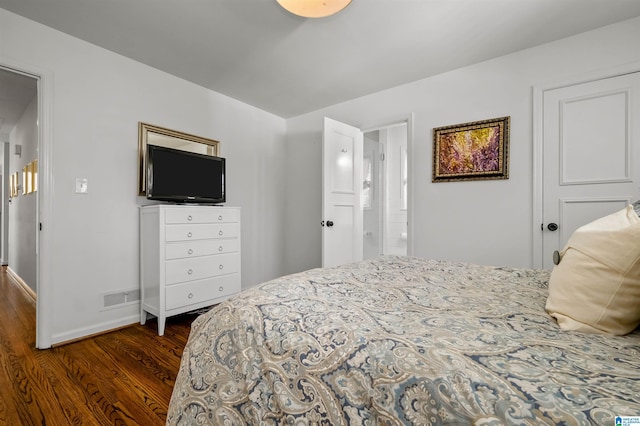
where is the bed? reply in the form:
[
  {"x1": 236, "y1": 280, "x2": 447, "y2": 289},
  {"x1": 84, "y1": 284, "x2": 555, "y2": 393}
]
[{"x1": 167, "y1": 255, "x2": 640, "y2": 425}]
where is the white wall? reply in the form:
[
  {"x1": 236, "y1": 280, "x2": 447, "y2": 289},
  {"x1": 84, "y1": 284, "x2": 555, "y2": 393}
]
[
  {"x1": 0, "y1": 9, "x2": 287, "y2": 345},
  {"x1": 8, "y1": 95, "x2": 37, "y2": 290},
  {"x1": 284, "y1": 16, "x2": 640, "y2": 273}
]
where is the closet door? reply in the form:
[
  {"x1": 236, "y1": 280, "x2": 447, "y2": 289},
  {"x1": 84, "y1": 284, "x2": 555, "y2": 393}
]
[{"x1": 541, "y1": 72, "x2": 640, "y2": 269}]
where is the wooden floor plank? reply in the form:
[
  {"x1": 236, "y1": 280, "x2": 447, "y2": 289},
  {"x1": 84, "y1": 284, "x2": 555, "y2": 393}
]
[
  {"x1": 0, "y1": 269, "x2": 200, "y2": 425},
  {"x1": 32, "y1": 350, "x2": 100, "y2": 425}
]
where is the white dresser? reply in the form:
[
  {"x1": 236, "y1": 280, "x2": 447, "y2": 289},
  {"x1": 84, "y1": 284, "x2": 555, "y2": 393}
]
[{"x1": 139, "y1": 205, "x2": 241, "y2": 335}]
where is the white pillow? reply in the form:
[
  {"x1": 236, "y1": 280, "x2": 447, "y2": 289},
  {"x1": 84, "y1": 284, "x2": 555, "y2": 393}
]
[{"x1": 545, "y1": 205, "x2": 640, "y2": 335}]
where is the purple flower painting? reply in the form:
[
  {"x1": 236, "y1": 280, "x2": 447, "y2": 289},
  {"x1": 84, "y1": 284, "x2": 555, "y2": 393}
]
[{"x1": 433, "y1": 117, "x2": 510, "y2": 182}]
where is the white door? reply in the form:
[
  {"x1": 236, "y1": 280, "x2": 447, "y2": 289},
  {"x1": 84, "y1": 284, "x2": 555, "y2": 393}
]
[
  {"x1": 322, "y1": 117, "x2": 363, "y2": 268},
  {"x1": 542, "y1": 72, "x2": 640, "y2": 269}
]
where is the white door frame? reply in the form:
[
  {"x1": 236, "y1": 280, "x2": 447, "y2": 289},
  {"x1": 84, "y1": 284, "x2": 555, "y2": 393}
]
[
  {"x1": 532, "y1": 61, "x2": 640, "y2": 268},
  {"x1": 0, "y1": 58, "x2": 54, "y2": 349}
]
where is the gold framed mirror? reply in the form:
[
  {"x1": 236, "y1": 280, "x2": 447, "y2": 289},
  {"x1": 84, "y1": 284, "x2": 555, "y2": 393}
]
[{"x1": 138, "y1": 122, "x2": 220, "y2": 195}]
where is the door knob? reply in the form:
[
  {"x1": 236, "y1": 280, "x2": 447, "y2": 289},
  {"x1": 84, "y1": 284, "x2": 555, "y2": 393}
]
[
  {"x1": 326, "y1": 220, "x2": 334, "y2": 227},
  {"x1": 547, "y1": 223, "x2": 558, "y2": 231}
]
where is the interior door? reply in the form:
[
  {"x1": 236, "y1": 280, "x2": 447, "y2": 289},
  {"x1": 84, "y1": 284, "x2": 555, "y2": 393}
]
[
  {"x1": 542, "y1": 72, "x2": 640, "y2": 269},
  {"x1": 322, "y1": 117, "x2": 363, "y2": 268}
]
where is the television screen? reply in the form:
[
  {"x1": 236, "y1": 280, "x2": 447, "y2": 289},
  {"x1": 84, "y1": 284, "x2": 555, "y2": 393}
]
[{"x1": 146, "y1": 144, "x2": 225, "y2": 204}]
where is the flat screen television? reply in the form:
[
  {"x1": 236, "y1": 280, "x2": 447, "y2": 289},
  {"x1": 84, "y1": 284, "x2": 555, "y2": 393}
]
[{"x1": 146, "y1": 144, "x2": 226, "y2": 204}]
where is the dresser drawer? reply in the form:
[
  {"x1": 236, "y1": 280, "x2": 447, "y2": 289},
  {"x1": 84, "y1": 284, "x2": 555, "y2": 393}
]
[
  {"x1": 165, "y1": 274, "x2": 240, "y2": 310},
  {"x1": 165, "y1": 238, "x2": 239, "y2": 260},
  {"x1": 165, "y1": 223, "x2": 239, "y2": 242},
  {"x1": 165, "y1": 253, "x2": 240, "y2": 285},
  {"x1": 164, "y1": 207, "x2": 239, "y2": 224}
]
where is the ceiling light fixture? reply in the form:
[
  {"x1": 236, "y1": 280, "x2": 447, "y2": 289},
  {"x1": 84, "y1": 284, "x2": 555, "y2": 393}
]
[{"x1": 277, "y1": 0, "x2": 352, "y2": 18}]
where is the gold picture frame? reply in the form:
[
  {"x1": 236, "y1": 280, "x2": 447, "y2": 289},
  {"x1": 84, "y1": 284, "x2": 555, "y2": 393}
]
[
  {"x1": 33, "y1": 159, "x2": 38, "y2": 193},
  {"x1": 22, "y1": 165, "x2": 27, "y2": 195},
  {"x1": 138, "y1": 122, "x2": 220, "y2": 195},
  {"x1": 433, "y1": 116, "x2": 510, "y2": 182},
  {"x1": 26, "y1": 162, "x2": 33, "y2": 194},
  {"x1": 10, "y1": 172, "x2": 18, "y2": 198},
  {"x1": 18, "y1": 160, "x2": 39, "y2": 194}
]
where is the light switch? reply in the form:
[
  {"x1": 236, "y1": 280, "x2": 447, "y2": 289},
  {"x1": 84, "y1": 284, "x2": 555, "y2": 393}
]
[{"x1": 75, "y1": 178, "x2": 88, "y2": 194}]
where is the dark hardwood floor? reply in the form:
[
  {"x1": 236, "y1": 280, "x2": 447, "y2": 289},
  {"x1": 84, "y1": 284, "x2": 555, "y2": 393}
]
[{"x1": 0, "y1": 269, "x2": 197, "y2": 425}]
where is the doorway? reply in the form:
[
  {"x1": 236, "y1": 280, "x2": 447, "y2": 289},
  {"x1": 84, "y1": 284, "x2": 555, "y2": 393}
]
[
  {"x1": 0, "y1": 60, "x2": 51, "y2": 349},
  {"x1": 0, "y1": 67, "x2": 38, "y2": 291},
  {"x1": 322, "y1": 117, "x2": 411, "y2": 267},
  {"x1": 362, "y1": 124, "x2": 407, "y2": 260}
]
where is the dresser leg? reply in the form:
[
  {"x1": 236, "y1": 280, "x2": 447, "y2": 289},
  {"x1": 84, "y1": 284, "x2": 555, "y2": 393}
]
[
  {"x1": 158, "y1": 317, "x2": 166, "y2": 336},
  {"x1": 141, "y1": 310, "x2": 148, "y2": 325}
]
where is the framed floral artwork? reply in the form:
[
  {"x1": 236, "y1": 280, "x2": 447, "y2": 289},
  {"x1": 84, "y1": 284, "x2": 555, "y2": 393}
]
[{"x1": 432, "y1": 116, "x2": 510, "y2": 182}]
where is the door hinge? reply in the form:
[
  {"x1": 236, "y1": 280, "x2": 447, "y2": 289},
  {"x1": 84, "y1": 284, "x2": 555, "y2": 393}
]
[
  {"x1": 380, "y1": 153, "x2": 385, "y2": 161},
  {"x1": 39, "y1": 223, "x2": 42, "y2": 231}
]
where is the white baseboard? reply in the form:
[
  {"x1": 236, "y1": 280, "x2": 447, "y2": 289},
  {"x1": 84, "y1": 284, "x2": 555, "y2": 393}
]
[
  {"x1": 6, "y1": 267, "x2": 36, "y2": 302},
  {"x1": 51, "y1": 314, "x2": 140, "y2": 346},
  {"x1": 4, "y1": 267, "x2": 142, "y2": 346}
]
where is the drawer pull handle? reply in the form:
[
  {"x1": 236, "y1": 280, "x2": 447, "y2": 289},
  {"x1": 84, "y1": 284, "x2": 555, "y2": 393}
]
[
  {"x1": 218, "y1": 230, "x2": 223, "y2": 236},
  {"x1": 188, "y1": 269, "x2": 193, "y2": 275},
  {"x1": 188, "y1": 249, "x2": 194, "y2": 255},
  {"x1": 219, "y1": 264, "x2": 224, "y2": 270},
  {"x1": 187, "y1": 215, "x2": 193, "y2": 221},
  {"x1": 188, "y1": 293, "x2": 194, "y2": 299},
  {"x1": 187, "y1": 232, "x2": 193, "y2": 238},
  {"x1": 219, "y1": 286, "x2": 224, "y2": 292},
  {"x1": 218, "y1": 215, "x2": 223, "y2": 221},
  {"x1": 218, "y1": 246, "x2": 223, "y2": 252}
]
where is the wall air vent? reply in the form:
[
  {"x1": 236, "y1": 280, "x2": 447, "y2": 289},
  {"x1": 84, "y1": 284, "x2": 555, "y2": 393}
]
[{"x1": 102, "y1": 289, "x2": 140, "y2": 309}]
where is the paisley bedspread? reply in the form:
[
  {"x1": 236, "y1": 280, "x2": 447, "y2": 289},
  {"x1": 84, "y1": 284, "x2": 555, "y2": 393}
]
[{"x1": 167, "y1": 256, "x2": 640, "y2": 425}]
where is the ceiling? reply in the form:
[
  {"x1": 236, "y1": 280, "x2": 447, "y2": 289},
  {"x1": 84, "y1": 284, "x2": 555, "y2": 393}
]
[{"x1": 1, "y1": 0, "x2": 640, "y2": 124}]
